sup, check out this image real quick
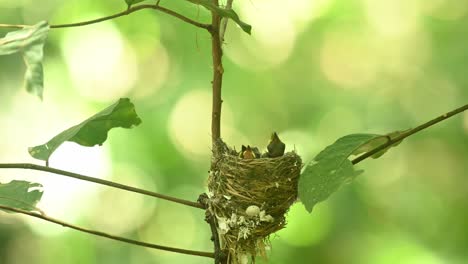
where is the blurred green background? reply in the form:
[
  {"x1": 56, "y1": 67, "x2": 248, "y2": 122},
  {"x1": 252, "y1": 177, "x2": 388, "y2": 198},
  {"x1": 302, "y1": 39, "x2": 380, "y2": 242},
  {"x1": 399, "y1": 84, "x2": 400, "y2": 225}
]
[{"x1": 1, "y1": 0, "x2": 468, "y2": 263}]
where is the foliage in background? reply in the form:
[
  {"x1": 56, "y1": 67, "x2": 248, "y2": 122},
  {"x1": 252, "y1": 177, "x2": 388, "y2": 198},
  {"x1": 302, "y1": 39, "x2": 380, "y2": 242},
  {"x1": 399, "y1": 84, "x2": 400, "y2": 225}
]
[{"x1": 0, "y1": 0, "x2": 467, "y2": 264}]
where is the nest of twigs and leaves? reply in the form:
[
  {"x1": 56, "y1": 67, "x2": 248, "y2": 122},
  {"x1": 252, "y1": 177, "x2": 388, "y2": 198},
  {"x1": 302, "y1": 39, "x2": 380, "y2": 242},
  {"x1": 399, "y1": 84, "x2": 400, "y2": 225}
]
[{"x1": 206, "y1": 138, "x2": 302, "y2": 264}]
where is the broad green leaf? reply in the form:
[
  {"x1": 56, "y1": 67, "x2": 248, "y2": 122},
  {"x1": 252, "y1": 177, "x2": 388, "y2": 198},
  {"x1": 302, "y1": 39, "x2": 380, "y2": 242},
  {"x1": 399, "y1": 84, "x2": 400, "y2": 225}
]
[
  {"x1": 0, "y1": 180, "x2": 44, "y2": 213},
  {"x1": 29, "y1": 98, "x2": 142, "y2": 161},
  {"x1": 299, "y1": 134, "x2": 379, "y2": 213},
  {"x1": 186, "y1": 0, "x2": 252, "y2": 34},
  {"x1": 352, "y1": 129, "x2": 410, "y2": 159},
  {"x1": 0, "y1": 21, "x2": 49, "y2": 99}
]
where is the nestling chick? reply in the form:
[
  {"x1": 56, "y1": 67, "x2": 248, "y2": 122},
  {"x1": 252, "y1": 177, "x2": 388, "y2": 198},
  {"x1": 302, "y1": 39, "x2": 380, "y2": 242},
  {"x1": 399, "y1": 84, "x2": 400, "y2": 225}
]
[
  {"x1": 243, "y1": 145, "x2": 256, "y2": 159},
  {"x1": 267, "y1": 132, "x2": 286, "y2": 158},
  {"x1": 239, "y1": 145, "x2": 247, "y2": 158},
  {"x1": 251, "y1": 146, "x2": 261, "y2": 158}
]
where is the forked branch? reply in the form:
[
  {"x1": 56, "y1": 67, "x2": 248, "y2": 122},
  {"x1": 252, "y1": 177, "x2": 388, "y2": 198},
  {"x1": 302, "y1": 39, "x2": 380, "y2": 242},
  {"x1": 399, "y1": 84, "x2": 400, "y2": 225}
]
[{"x1": 0, "y1": 4, "x2": 211, "y2": 31}]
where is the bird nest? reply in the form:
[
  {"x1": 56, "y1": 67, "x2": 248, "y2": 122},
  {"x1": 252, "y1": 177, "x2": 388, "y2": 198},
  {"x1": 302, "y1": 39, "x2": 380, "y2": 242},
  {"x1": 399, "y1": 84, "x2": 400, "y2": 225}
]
[{"x1": 206, "y1": 139, "x2": 302, "y2": 263}]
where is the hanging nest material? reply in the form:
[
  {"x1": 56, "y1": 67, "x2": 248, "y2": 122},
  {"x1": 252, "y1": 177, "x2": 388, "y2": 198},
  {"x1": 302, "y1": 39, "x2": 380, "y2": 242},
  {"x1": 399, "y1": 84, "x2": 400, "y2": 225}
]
[{"x1": 207, "y1": 139, "x2": 302, "y2": 263}]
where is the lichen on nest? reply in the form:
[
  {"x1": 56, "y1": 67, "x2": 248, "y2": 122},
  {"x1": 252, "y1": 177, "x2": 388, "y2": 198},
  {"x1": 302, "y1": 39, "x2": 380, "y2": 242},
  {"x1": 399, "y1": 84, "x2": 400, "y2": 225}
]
[{"x1": 207, "y1": 139, "x2": 302, "y2": 263}]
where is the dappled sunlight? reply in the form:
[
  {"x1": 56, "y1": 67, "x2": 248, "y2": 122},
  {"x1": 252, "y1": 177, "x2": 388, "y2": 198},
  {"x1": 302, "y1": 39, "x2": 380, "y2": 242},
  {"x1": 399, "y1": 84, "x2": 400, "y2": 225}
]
[
  {"x1": 138, "y1": 202, "x2": 198, "y2": 257},
  {"x1": 277, "y1": 203, "x2": 332, "y2": 247},
  {"x1": 320, "y1": 29, "x2": 379, "y2": 89},
  {"x1": 0, "y1": 94, "x2": 111, "y2": 235},
  {"x1": 374, "y1": 31, "x2": 432, "y2": 81},
  {"x1": 315, "y1": 107, "x2": 363, "y2": 146},
  {"x1": 363, "y1": 232, "x2": 444, "y2": 264},
  {"x1": 0, "y1": 0, "x2": 467, "y2": 263},
  {"x1": 279, "y1": 129, "x2": 317, "y2": 163},
  {"x1": 131, "y1": 44, "x2": 170, "y2": 100},
  {"x1": 86, "y1": 163, "x2": 157, "y2": 235},
  {"x1": 422, "y1": 0, "x2": 468, "y2": 20},
  {"x1": 224, "y1": 0, "x2": 331, "y2": 70},
  {"x1": 397, "y1": 74, "x2": 459, "y2": 120},
  {"x1": 408, "y1": 139, "x2": 464, "y2": 195},
  {"x1": 364, "y1": 0, "x2": 422, "y2": 37},
  {"x1": 168, "y1": 89, "x2": 234, "y2": 160},
  {"x1": 61, "y1": 21, "x2": 138, "y2": 102},
  {"x1": 29, "y1": 142, "x2": 111, "y2": 236}
]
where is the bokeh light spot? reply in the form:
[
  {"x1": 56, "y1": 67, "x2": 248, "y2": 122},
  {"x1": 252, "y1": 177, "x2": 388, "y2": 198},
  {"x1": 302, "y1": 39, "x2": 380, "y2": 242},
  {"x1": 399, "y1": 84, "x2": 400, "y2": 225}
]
[
  {"x1": 364, "y1": 0, "x2": 422, "y2": 37},
  {"x1": 61, "y1": 21, "x2": 138, "y2": 101},
  {"x1": 320, "y1": 30, "x2": 378, "y2": 89},
  {"x1": 277, "y1": 203, "x2": 332, "y2": 247},
  {"x1": 169, "y1": 89, "x2": 234, "y2": 159}
]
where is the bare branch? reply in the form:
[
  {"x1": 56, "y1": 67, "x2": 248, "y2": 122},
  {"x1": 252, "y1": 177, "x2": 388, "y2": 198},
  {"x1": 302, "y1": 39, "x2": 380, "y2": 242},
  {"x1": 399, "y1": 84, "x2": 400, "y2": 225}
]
[
  {"x1": 352, "y1": 104, "x2": 468, "y2": 165},
  {"x1": 0, "y1": 205, "x2": 214, "y2": 258},
  {"x1": 208, "y1": 1, "x2": 227, "y2": 263},
  {"x1": 0, "y1": 4, "x2": 211, "y2": 31},
  {"x1": 210, "y1": 0, "x2": 224, "y2": 143},
  {"x1": 0, "y1": 163, "x2": 205, "y2": 209},
  {"x1": 50, "y1": 4, "x2": 211, "y2": 30}
]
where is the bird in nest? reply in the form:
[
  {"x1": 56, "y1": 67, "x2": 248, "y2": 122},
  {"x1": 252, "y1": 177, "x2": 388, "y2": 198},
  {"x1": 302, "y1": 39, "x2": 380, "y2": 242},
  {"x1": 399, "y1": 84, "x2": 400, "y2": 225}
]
[
  {"x1": 264, "y1": 132, "x2": 286, "y2": 158},
  {"x1": 239, "y1": 145, "x2": 261, "y2": 159}
]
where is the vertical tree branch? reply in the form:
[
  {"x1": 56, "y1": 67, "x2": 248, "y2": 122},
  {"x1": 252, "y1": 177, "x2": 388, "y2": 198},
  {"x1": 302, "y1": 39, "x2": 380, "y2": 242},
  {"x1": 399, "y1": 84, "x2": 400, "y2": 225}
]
[
  {"x1": 211, "y1": 0, "x2": 224, "y2": 144},
  {"x1": 209, "y1": 1, "x2": 226, "y2": 264}
]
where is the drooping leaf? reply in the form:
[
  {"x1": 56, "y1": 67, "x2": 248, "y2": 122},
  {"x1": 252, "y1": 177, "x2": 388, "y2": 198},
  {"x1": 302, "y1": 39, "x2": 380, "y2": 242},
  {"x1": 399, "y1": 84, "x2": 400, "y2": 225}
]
[
  {"x1": 299, "y1": 134, "x2": 380, "y2": 213},
  {"x1": 352, "y1": 129, "x2": 411, "y2": 159},
  {"x1": 186, "y1": 0, "x2": 252, "y2": 34},
  {"x1": 0, "y1": 21, "x2": 49, "y2": 99},
  {"x1": 29, "y1": 98, "x2": 142, "y2": 161},
  {"x1": 0, "y1": 180, "x2": 44, "y2": 213}
]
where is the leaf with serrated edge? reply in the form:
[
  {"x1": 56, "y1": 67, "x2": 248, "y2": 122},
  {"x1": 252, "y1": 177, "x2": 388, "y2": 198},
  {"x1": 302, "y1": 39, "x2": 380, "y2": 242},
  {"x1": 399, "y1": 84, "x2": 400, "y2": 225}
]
[
  {"x1": 186, "y1": 0, "x2": 252, "y2": 34},
  {"x1": 0, "y1": 21, "x2": 49, "y2": 99},
  {"x1": 299, "y1": 134, "x2": 379, "y2": 213},
  {"x1": 28, "y1": 98, "x2": 142, "y2": 161},
  {"x1": 0, "y1": 180, "x2": 44, "y2": 213}
]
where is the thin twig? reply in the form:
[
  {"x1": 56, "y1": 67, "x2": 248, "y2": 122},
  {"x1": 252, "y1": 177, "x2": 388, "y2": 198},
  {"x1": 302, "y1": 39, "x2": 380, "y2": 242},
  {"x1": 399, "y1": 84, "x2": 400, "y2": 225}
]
[
  {"x1": 0, "y1": 163, "x2": 205, "y2": 209},
  {"x1": 50, "y1": 4, "x2": 211, "y2": 30},
  {"x1": 219, "y1": 0, "x2": 234, "y2": 42},
  {"x1": 0, "y1": 23, "x2": 29, "y2": 29},
  {"x1": 0, "y1": 205, "x2": 214, "y2": 258},
  {"x1": 352, "y1": 104, "x2": 468, "y2": 165},
  {"x1": 1, "y1": 5, "x2": 211, "y2": 31}
]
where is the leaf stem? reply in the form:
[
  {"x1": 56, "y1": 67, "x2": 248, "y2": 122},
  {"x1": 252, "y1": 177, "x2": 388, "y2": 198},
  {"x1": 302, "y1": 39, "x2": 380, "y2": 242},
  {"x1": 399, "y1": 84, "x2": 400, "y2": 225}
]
[
  {"x1": 0, "y1": 23, "x2": 29, "y2": 29},
  {"x1": 0, "y1": 163, "x2": 205, "y2": 209},
  {"x1": 0, "y1": 205, "x2": 214, "y2": 258},
  {"x1": 219, "y1": 0, "x2": 234, "y2": 42},
  {"x1": 352, "y1": 104, "x2": 468, "y2": 165}
]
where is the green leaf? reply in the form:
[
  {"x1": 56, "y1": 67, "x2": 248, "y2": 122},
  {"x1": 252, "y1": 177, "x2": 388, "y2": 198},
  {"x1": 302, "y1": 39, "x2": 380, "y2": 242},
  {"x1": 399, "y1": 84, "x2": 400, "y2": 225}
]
[
  {"x1": 187, "y1": 0, "x2": 252, "y2": 34},
  {"x1": 299, "y1": 134, "x2": 379, "y2": 213},
  {"x1": 0, "y1": 180, "x2": 44, "y2": 213},
  {"x1": 352, "y1": 129, "x2": 410, "y2": 159},
  {"x1": 29, "y1": 98, "x2": 142, "y2": 161},
  {"x1": 0, "y1": 21, "x2": 49, "y2": 99}
]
